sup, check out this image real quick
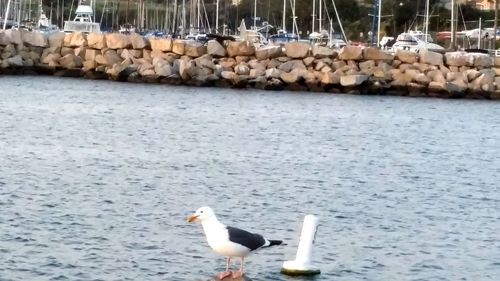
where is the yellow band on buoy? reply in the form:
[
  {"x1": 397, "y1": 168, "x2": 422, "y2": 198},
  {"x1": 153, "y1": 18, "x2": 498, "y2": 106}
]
[{"x1": 281, "y1": 267, "x2": 321, "y2": 276}]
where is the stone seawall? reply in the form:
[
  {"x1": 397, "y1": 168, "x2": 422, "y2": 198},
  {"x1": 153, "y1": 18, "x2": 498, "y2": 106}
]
[{"x1": 1, "y1": 29, "x2": 500, "y2": 99}]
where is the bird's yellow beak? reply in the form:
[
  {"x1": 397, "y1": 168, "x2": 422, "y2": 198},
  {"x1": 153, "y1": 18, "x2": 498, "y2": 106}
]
[{"x1": 187, "y1": 214, "x2": 199, "y2": 223}]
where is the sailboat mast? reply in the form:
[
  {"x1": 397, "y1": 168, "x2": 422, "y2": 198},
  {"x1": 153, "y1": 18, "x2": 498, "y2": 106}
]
[
  {"x1": 318, "y1": 0, "x2": 322, "y2": 31},
  {"x1": 17, "y1": 0, "x2": 21, "y2": 28},
  {"x1": 253, "y1": 0, "x2": 256, "y2": 30},
  {"x1": 198, "y1": 0, "x2": 201, "y2": 30},
  {"x1": 172, "y1": 0, "x2": 177, "y2": 34},
  {"x1": 282, "y1": 0, "x2": 285, "y2": 32},
  {"x1": 181, "y1": 0, "x2": 185, "y2": 37},
  {"x1": 125, "y1": 0, "x2": 129, "y2": 23},
  {"x1": 215, "y1": 0, "x2": 218, "y2": 33},
  {"x1": 331, "y1": 0, "x2": 348, "y2": 46},
  {"x1": 2, "y1": 0, "x2": 11, "y2": 30},
  {"x1": 424, "y1": 0, "x2": 429, "y2": 43},
  {"x1": 312, "y1": 0, "x2": 315, "y2": 33},
  {"x1": 377, "y1": 0, "x2": 381, "y2": 47},
  {"x1": 478, "y1": 17, "x2": 482, "y2": 49},
  {"x1": 451, "y1": 0, "x2": 455, "y2": 49},
  {"x1": 494, "y1": 0, "x2": 498, "y2": 48},
  {"x1": 164, "y1": 0, "x2": 169, "y2": 31}
]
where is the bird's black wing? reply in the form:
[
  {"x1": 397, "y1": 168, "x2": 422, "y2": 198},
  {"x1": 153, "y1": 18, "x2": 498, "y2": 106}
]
[{"x1": 226, "y1": 226, "x2": 266, "y2": 251}]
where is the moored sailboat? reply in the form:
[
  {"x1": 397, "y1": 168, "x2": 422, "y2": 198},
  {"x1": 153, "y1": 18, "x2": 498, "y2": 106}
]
[{"x1": 63, "y1": 0, "x2": 100, "y2": 33}]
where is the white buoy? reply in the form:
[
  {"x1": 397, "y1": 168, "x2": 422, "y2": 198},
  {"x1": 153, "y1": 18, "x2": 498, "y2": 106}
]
[{"x1": 281, "y1": 215, "x2": 321, "y2": 276}]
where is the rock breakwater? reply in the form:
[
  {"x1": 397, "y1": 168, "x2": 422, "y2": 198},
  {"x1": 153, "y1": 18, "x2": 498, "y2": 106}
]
[{"x1": 2, "y1": 29, "x2": 500, "y2": 99}]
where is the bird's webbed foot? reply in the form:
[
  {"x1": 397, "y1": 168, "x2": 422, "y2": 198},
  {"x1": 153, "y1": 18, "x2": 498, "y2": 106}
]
[
  {"x1": 231, "y1": 270, "x2": 243, "y2": 278},
  {"x1": 217, "y1": 270, "x2": 232, "y2": 280}
]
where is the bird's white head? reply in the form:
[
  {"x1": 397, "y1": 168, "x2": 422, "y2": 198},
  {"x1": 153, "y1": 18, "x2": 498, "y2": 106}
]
[{"x1": 187, "y1": 206, "x2": 215, "y2": 223}]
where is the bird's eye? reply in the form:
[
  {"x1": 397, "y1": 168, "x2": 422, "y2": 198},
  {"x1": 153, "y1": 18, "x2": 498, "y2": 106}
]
[{"x1": 200, "y1": 211, "x2": 204, "y2": 213}]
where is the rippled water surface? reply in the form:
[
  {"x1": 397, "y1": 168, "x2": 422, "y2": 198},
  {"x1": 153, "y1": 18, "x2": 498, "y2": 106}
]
[{"x1": 0, "y1": 76, "x2": 499, "y2": 281}]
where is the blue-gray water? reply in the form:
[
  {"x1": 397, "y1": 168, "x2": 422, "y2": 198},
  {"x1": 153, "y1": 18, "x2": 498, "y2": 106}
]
[{"x1": 0, "y1": 76, "x2": 499, "y2": 281}]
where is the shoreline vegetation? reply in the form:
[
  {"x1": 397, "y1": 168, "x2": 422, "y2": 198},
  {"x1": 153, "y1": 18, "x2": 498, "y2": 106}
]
[{"x1": 1, "y1": 30, "x2": 500, "y2": 100}]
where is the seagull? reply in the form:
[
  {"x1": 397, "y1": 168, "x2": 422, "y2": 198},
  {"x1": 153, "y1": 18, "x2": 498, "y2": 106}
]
[{"x1": 187, "y1": 206, "x2": 283, "y2": 279}]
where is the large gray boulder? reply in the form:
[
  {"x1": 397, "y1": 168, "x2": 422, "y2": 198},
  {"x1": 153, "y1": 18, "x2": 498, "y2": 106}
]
[
  {"x1": 427, "y1": 69, "x2": 446, "y2": 83},
  {"x1": 391, "y1": 71, "x2": 413, "y2": 86},
  {"x1": 41, "y1": 53, "x2": 61, "y2": 65},
  {"x1": 363, "y1": 47, "x2": 393, "y2": 61},
  {"x1": 303, "y1": 56, "x2": 315, "y2": 66},
  {"x1": 102, "y1": 49, "x2": 123, "y2": 67},
  {"x1": 471, "y1": 53, "x2": 493, "y2": 68},
  {"x1": 419, "y1": 50, "x2": 443, "y2": 65},
  {"x1": 40, "y1": 46, "x2": 59, "y2": 61},
  {"x1": 332, "y1": 60, "x2": 347, "y2": 70},
  {"x1": 207, "y1": 40, "x2": 226, "y2": 57},
  {"x1": 226, "y1": 41, "x2": 255, "y2": 57},
  {"x1": 428, "y1": 81, "x2": 448, "y2": 92},
  {"x1": 22, "y1": 31, "x2": 48, "y2": 47},
  {"x1": 284, "y1": 41, "x2": 311, "y2": 59},
  {"x1": 60, "y1": 47, "x2": 74, "y2": 57},
  {"x1": 172, "y1": 39, "x2": 186, "y2": 55},
  {"x1": 340, "y1": 74, "x2": 369, "y2": 86},
  {"x1": 413, "y1": 73, "x2": 430, "y2": 85},
  {"x1": 338, "y1": 46, "x2": 363, "y2": 60},
  {"x1": 82, "y1": 60, "x2": 96, "y2": 71},
  {"x1": 395, "y1": 49, "x2": 417, "y2": 64},
  {"x1": 311, "y1": 45, "x2": 335, "y2": 58},
  {"x1": 280, "y1": 68, "x2": 300, "y2": 83},
  {"x1": 120, "y1": 49, "x2": 136, "y2": 60},
  {"x1": 58, "y1": 53, "x2": 83, "y2": 68},
  {"x1": 219, "y1": 58, "x2": 236, "y2": 69},
  {"x1": 321, "y1": 72, "x2": 341, "y2": 85},
  {"x1": 105, "y1": 33, "x2": 129, "y2": 49},
  {"x1": 48, "y1": 32, "x2": 66, "y2": 48},
  {"x1": 150, "y1": 49, "x2": 171, "y2": 60},
  {"x1": 150, "y1": 37, "x2": 172, "y2": 52},
  {"x1": 5, "y1": 55, "x2": 24, "y2": 67},
  {"x1": 129, "y1": 33, "x2": 148, "y2": 49},
  {"x1": 255, "y1": 45, "x2": 283, "y2": 60},
  {"x1": 358, "y1": 60, "x2": 376, "y2": 74},
  {"x1": 63, "y1": 32, "x2": 86, "y2": 47},
  {"x1": 3, "y1": 29, "x2": 22, "y2": 45},
  {"x1": 0, "y1": 30, "x2": 9, "y2": 45},
  {"x1": 234, "y1": 64, "x2": 250, "y2": 75},
  {"x1": 448, "y1": 79, "x2": 468, "y2": 93},
  {"x1": 137, "y1": 62, "x2": 156, "y2": 76},
  {"x1": 278, "y1": 60, "x2": 305, "y2": 72},
  {"x1": 464, "y1": 69, "x2": 481, "y2": 82},
  {"x1": 154, "y1": 61, "x2": 172, "y2": 77},
  {"x1": 470, "y1": 70, "x2": 495, "y2": 92},
  {"x1": 221, "y1": 70, "x2": 237, "y2": 81},
  {"x1": 446, "y1": 72, "x2": 466, "y2": 83},
  {"x1": 84, "y1": 48, "x2": 99, "y2": 61},
  {"x1": 194, "y1": 55, "x2": 215, "y2": 69},
  {"x1": 249, "y1": 68, "x2": 265, "y2": 78},
  {"x1": 179, "y1": 58, "x2": 193, "y2": 80},
  {"x1": 87, "y1": 33, "x2": 107, "y2": 49},
  {"x1": 444, "y1": 51, "x2": 468, "y2": 66},
  {"x1": 265, "y1": 68, "x2": 282, "y2": 79},
  {"x1": 73, "y1": 46, "x2": 87, "y2": 60},
  {"x1": 1, "y1": 44, "x2": 17, "y2": 59},
  {"x1": 184, "y1": 41, "x2": 207, "y2": 57}
]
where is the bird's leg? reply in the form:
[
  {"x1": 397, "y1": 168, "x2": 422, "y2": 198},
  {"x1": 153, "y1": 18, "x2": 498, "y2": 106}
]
[
  {"x1": 231, "y1": 257, "x2": 244, "y2": 278},
  {"x1": 225, "y1": 256, "x2": 231, "y2": 272},
  {"x1": 216, "y1": 257, "x2": 232, "y2": 280}
]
